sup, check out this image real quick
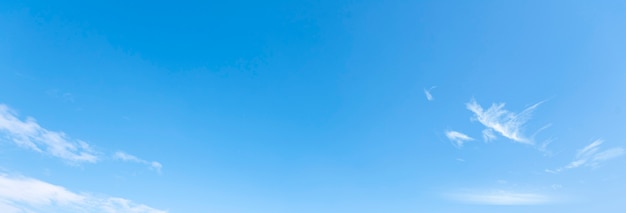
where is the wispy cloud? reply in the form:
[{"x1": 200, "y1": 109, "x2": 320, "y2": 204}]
[
  {"x1": 46, "y1": 89, "x2": 75, "y2": 103},
  {"x1": 466, "y1": 99, "x2": 544, "y2": 144},
  {"x1": 547, "y1": 139, "x2": 624, "y2": 173},
  {"x1": 0, "y1": 104, "x2": 98, "y2": 163},
  {"x1": 445, "y1": 130, "x2": 474, "y2": 147},
  {"x1": 445, "y1": 190, "x2": 553, "y2": 205},
  {"x1": 0, "y1": 174, "x2": 166, "y2": 213},
  {"x1": 482, "y1": 129, "x2": 497, "y2": 142},
  {"x1": 0, "y1": 104, "x2": 163, "y2": 173},
  {"x1": 424, "y1": 86, "x2": 436, "y2": 101},
  {"x1": 114, "y1": 152, "x2": 163, "y2": 173}
]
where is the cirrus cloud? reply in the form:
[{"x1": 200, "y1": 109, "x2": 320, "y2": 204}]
[
  {"x1": 0, "y1": 174, "x2": 166, "y2": 213},
  {"x1": 424, "y1": 86, "x2": 436, "y2": 101},
  {"x1": 466, "y1": 99, "x2": 545, "y2": 144},
  {"x1": 547, "y1": 139, "x2": 624, "y2": 173},
  {"x1": 0, "y1": 104, "x2": 163, "y2": 173},
  {"x1": 0, "y1": 104, "x2": 98, "y2": 163},
  {"x1": 114, "y1": 152, "x2": 163, "y2": 173},
  {"x1": 445, "y1": 190, "x2": 554, "y2": 205},
  {"x1": 445, "y1": 130, "x2": 474, "y2": 148}
]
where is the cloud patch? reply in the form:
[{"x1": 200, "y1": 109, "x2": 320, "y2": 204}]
[
  {"x1": 445, "y1": 130, "x2": 474, "y2": 147},
  {"x1": 466, "y1": 99, "x2": 544, "y2": 144},
  {"x1": 424, "y1": 86, "x2": 436, "y2": 101},
  {"x1": 114, "y1": 152, "x2": 163, "y2": 173},
  {"x1": 547, "y1": 139, "x2": 624, "y2": 173},
  {"x1": 0, "y1": 174, "x2": 166, "y2": 213},
  {"x1": 445, "y1": 190, "x2": 553, "y2": 205},
  {"x1": 482, "y1": 129, "x2": 497, "y2": 142},
  {"x1": 0, "y1": 104, "x2": 163, "y2": 173},
  {"x1": 0, "y1": 104, "x2": 98, "y2": 163}
]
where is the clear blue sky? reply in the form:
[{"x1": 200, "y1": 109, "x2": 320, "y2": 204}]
[{"x1": 1, "y1": 1, "x2": 626, "y2": 212}]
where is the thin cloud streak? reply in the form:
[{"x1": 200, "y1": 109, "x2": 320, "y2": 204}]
[
  {"x1": 0, "y1": 104, "x2": 163, "y2": 171},
  {"x1": 0, "y1": 104, "x2": 98, "y2": 163},
  {"x1": 114, "y1": 152, "x2": 163, "y2": 173},
  {"x1": 547, "y1": 139, "x2": 624, "y2": 173},
  {"x1": 482, "y1": 129, "x2": 496, "y2": 142},
  {"x1": 466, "y1": 99, "x2": 544, "y2": 144},
  {"x1": 446, "y1": 190, "x2": 553, "y2": 205},
  {"x1": 445, "y1": 130, "x2": 474, "y2": 147},
  {"x1": 0, "y1": 174, "x2": 166, "y2": 213},
  {"x1": 424, "y1": 86, "x2": 436, "y2": 101}
]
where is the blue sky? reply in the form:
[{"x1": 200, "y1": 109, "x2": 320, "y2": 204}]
[{"x1": 1, "y1": 0, "x2": 626, "y2": 212}]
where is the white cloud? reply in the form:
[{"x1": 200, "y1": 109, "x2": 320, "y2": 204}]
[
  {"x1": 445, "y1": 130, "x2": 474, "y2": 147},
  {"x1": 0, "y1": 104, "x2": 98, "y2": 163},
  {"x1": 150, "y1": 162, "x2": 163, "y2": 172},
  {"x1": 482, "y1": 129, "x2": 497, "y2": 142},
  {"x1": 538, "y1": 138, "x2": 554, "y2": 156},
  {"x1": 424, "y1": 86, "x2": 436, "y2": 101},
  {"x1": 114, "y1": 152, "x2": 162, "y2": 173},
  {"x1": 0, "y1": 174, "x2": 84, "y2": 206},
  {"x1": 0, "y1": 174, "x2": 166, "y2": 213},
  {"x1": 0, "y1": 104, "x2": 162, "y2": 174},
  {"x1": 0, "y1": 201, "x2": 21, "y2": 213},
  {"x1": 577, "y1": 139, "x2": 603, "y2": 159},
  {"x1": 446, "y1": 190, "x2": 553, "y2": 205},
  {"x1": 551, "y1": 184, "x2": 563, "y2": 190},
  {"x1": 592, "y1": 148, "x2": 624, "y2": 162},
  {"x1": 113, "y1": 152, "x2": 142, "y2": 162},
  {"x1": 466, "y1": 99, "x2": 543, "y2": 144},
  {"x1": 547, "y1": 139, "x2": 624, "y2": 173}
]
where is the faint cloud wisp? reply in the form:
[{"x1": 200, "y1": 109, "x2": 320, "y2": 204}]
[
  {"x1": 445, "y1": 130, "x2": 474, "y2": 148},
  {"x1": 547, "y1": 139, "x2": 624, "y2": 173},
  {"x1": 0, "y1": 174, "x2": 166, "y2": 213},
  {"x1": 445, "y1": 190, "x2": 553, "y2": 205},
  {"x1": 46, "y1": 89, "x2": 75, "y2": 103},
  {"x1": 114, "y1": 151, "x2": 163, "y2": 173},
  {"x1": 0, "y1": 104, "x2": 164, "y2": 173},
  {"x1": 424, "y1": 86, "x2": 436, "y2": 101}
]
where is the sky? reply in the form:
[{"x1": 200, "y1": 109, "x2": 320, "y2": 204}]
[{"x1": 1, "y1": 0, "x2": 626, "y2": 212}]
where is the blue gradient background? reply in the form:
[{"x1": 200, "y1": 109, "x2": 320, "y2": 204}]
[{"x1": 1, "y1": 1, "x2": 626, "y2": 212}]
